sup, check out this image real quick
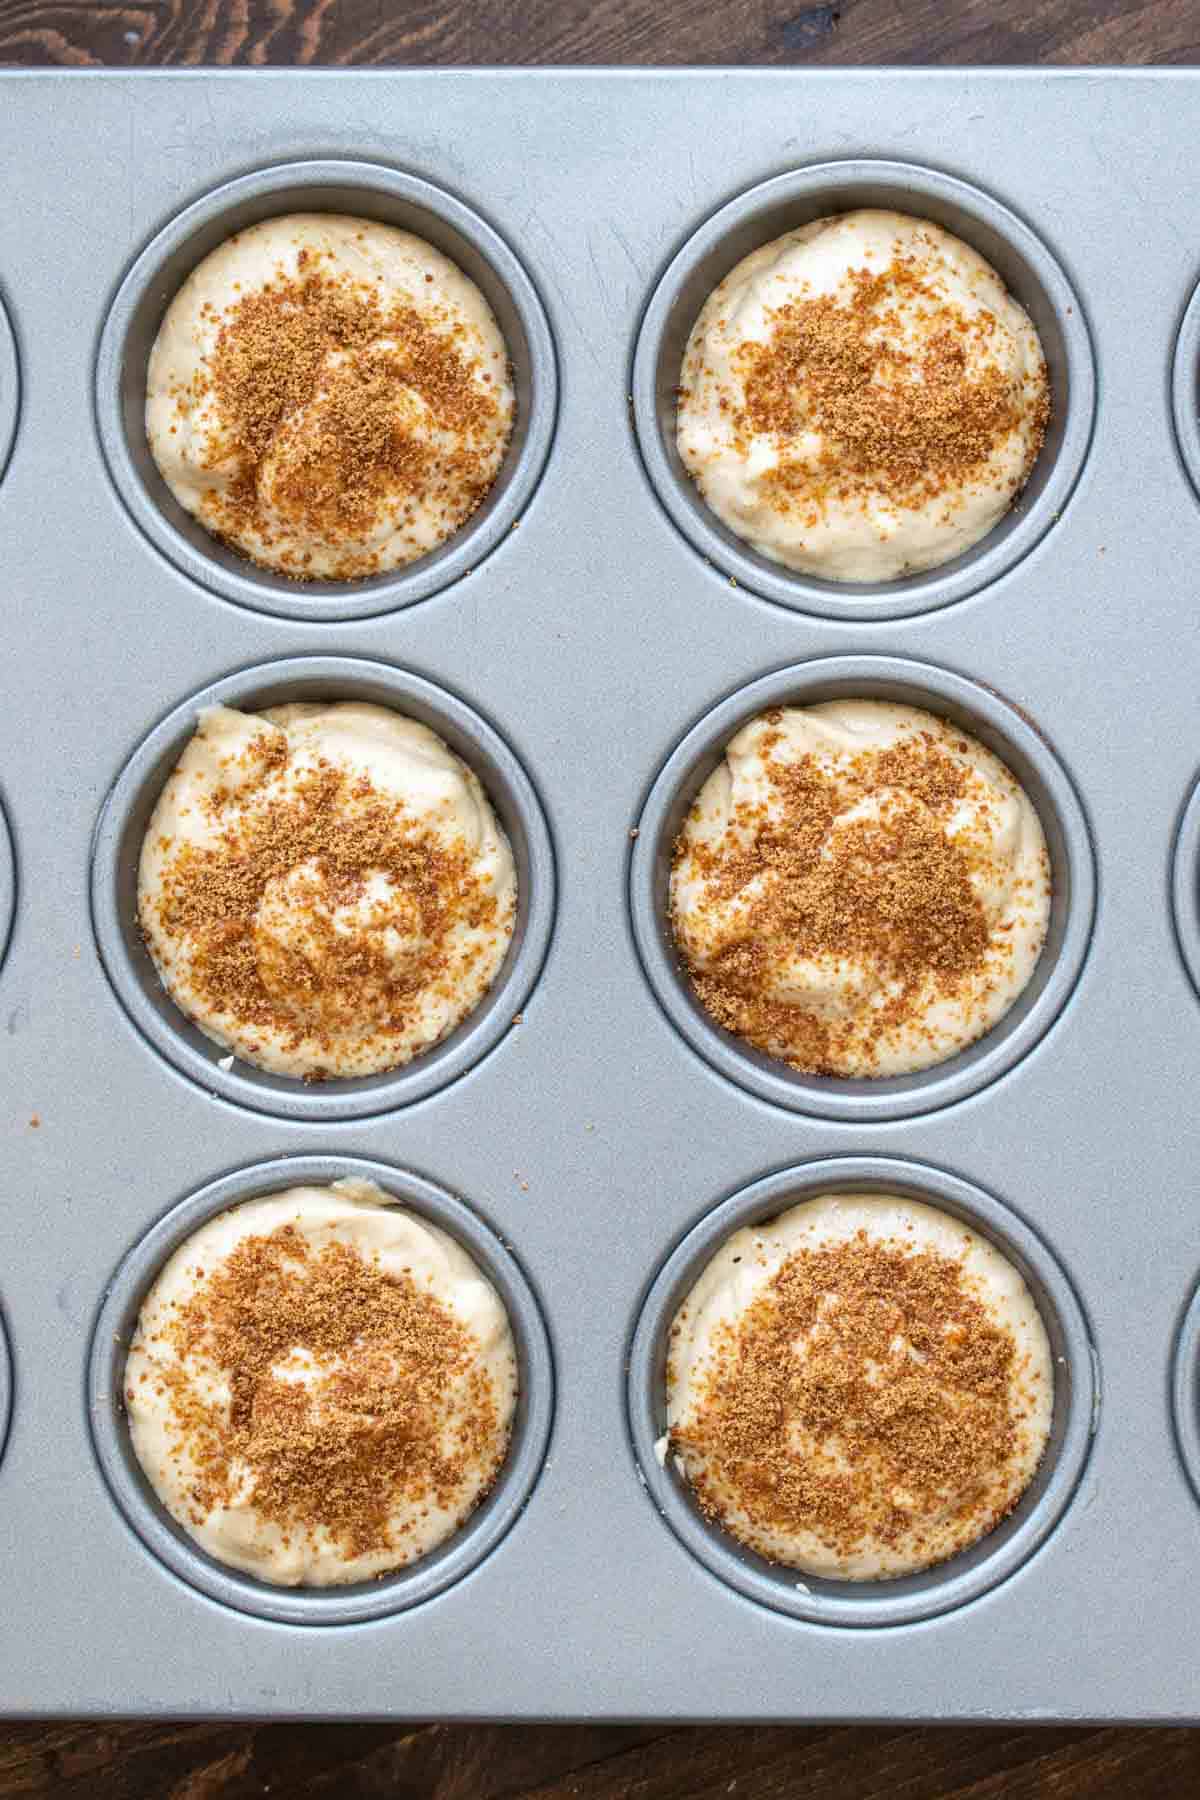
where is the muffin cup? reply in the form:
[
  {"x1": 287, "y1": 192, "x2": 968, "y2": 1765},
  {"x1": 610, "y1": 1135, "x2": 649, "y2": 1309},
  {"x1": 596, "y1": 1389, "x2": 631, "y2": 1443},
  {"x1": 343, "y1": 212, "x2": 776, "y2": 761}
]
[
  {"x1": 631, "y1": 159, "x2": 1095, "y2": 622},
  {"x1": 629, "y1": 654, "x2": 1095, "y2": 1123},
  {"x1": 0, "y1": 797, "x2": 14, "y2": 974},
  {"x1": 0, "y1": 290, "x2": 18, "y2": 485},
  {"x1": 90, "y1": 656, "x2": 556, "y2": 1123},
  {"x1": 87, "y1": 1154, "x2": 555, "y2": 1626},
  {"x1": 1170, "y1": 275, "x2": 1200, "y2": 504},
  {"x1": 627, "y1": 1156, "x2": 1096, "y2": 1630},
  {"x1": 1168, "y1": 778, "x2": 1200, "y2": 1504},
  {"x1": 0, "y1": 1309, "x2": 11, "y2": 1474},
  {"x1": 1170, "y1": 772, "x2": 1200, "y2": 1000},
  {"x1": 94, "y1": 159, "x2": 558, "y2": 622},
  {"x1": 1171, "y1": 1275, "x2": 1200, "y2": 1510}
]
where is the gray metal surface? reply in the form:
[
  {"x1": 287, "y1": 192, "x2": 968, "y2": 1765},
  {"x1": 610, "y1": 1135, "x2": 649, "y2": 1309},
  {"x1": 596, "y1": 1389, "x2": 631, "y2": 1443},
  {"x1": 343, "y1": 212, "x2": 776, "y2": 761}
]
[{"x1": 1, "y1": 67, "x2": 1199, "y2": 1722}]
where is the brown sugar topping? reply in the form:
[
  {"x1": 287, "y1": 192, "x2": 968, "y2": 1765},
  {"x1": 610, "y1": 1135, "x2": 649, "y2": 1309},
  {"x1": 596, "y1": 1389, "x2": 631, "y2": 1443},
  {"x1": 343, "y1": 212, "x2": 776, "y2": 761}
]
[
  {"x1": 731, "y1": 256, "x2": 1049, "y2": 521},
  {"x1": 673, "y1": 1231, "x2": 1040, "y2": 1570},
  {"x1": 198, "y1": 258, "x2": 508, "y2": 576},
  {"x1": 143, "y1": 726, "x2": 511, "y2": 1077},
  {"x1": 671, "y1": 727, "x2": 1031, "y2": 1075},
  {"x1": 136, "y1": 1225, "x2": 506, "y2": 1563}
]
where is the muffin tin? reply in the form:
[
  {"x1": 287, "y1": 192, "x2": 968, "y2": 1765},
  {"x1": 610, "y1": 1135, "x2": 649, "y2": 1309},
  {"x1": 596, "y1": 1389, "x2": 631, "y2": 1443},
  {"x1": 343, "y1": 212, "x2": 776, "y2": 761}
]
[{"x1": 4, "y1": 67, "x2": 1200, "y2": 1722}]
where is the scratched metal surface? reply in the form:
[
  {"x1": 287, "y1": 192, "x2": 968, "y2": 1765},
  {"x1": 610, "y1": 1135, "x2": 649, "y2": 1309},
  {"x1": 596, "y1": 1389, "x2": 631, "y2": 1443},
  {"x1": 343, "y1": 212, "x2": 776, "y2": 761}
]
[{"x1": 1, "y1": 68, "x2": 1199, "y2": 1720}]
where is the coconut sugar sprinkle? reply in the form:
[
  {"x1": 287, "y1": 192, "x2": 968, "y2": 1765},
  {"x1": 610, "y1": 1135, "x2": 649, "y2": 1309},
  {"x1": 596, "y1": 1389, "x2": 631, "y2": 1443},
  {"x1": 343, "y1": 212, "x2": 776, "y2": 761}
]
[
  {"x1": 670, "y1": 1227, "x2": 1049, "y2": 1575},
  {"x1": 128, "y1": 1221, "x2": 509, "y2": 1572},
  {"x1": 670, "y1": 703, "x2": 1051, "y2": 1078},
  {"x1": 147, "y1": 217, "x2": 513, "y2": 581},
  {"x1": 138, "y1": 705, "x2": 516, "y2": 1080},
  {"x1": 675, "y1": 213, "x2": 1050, "y2": 583},
  {"x1": 734, "y1": 257, "x2": 1049, "y2": 527}
]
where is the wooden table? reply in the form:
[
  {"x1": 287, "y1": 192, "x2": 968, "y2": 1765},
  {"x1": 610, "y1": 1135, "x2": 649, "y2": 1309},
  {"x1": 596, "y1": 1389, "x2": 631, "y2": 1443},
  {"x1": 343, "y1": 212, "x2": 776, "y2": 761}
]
[
  {"x1": 0, "y1": 0, "x2": 1197, "y2": 66},
  {"x1": 1, "y1": 2, "x2": 1196, "y2": 1791}
]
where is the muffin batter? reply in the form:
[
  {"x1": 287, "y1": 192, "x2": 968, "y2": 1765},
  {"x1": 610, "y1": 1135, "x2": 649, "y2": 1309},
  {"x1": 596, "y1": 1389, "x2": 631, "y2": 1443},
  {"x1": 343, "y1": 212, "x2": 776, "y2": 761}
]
[
  {"x1": 147, "y1": 214, "x2": 514, "y2": 579},
  {"x1": 670, "y1": 699, "x2": 1050, "y2": 1077},
  {"x1": 125, "y1": 1179, "x2": 518, "y2": 1587},
  {"x1": 667, "y1": 1192, "x2": 1053, "y2": 1579},
  {"x1": 139, "y1": 700, "x2": 516, "y2": 1079},
  {"x1": 677, "y1": 210, "x2": 1049, "y2": 582}
]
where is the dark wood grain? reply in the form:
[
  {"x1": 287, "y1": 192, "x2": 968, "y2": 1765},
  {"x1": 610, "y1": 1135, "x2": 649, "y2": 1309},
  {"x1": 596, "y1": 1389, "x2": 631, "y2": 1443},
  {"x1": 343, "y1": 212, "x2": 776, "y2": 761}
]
[
  {"x1": 0, "y1": 0, "x2": 1194, "y2": 1792},
  {"x1": 0, "y1": 0, "x2": 1198, "y2": 67},
  {"x1": 7, "y1": 1719, "x2": 1200, "y2": 1797}
]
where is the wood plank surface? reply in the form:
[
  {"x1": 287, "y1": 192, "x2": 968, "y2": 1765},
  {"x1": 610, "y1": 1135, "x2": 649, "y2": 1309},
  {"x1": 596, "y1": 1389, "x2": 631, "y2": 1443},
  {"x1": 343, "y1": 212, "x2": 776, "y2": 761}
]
[
  {"x1": 1, "y1": 0, "x2": 1195, "y2": 1791},
  {"x1": 7, "y1": 1717, "x2": 1200, "y2": 1795},
  {"x1": 0, "y1": 0, "x2": 1197, "y2": 68}
]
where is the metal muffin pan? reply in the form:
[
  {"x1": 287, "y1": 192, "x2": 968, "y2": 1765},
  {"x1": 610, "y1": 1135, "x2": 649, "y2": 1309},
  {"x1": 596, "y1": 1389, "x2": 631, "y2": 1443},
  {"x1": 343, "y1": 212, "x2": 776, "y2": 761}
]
[{"x1": 3, "y1": 67, "x2": 1200, "y2": 1722}]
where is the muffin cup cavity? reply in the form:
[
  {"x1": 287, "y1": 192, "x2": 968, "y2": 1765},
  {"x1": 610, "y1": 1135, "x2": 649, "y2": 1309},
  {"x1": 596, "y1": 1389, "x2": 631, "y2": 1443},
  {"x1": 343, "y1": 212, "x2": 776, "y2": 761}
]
[
  {"x1": 631, "y1": 159, "x2": 1095, "y2": 622},
  {"x1": 1170, "y1": 772, "x2": 1200, "y2": 1002},
  {"x1": 94, "y1": 160, "x2": 557, "y2": 622},
  {"x1": 629, "y1": 655, "x2": 1094, "y2": 1124},
  {"x1": 0, "y1": 291, "x2": 18, "y2": 486},
  {"x1": 1170, "y1": 276, "x2": 1200, "y2": 505},
  {"x1": 627, "y1": 1157, "x2": 1095, "y2": 1629},
  {"x1": 87, "y1": 1155, "x2": 554, "y2": 1626},
  {"x1": 90, "y1": 656, "x2": 556, "y2": 1123},
  {"x1": 1171, "y1": 1276, "x2": 1200, "y2": 1509},
  {"x1": 0, "y1": 798, "x2": 14, "y2": 973},
  {"x1": 0, "y1": 1309, "x2": 11, "y2": 1473}
]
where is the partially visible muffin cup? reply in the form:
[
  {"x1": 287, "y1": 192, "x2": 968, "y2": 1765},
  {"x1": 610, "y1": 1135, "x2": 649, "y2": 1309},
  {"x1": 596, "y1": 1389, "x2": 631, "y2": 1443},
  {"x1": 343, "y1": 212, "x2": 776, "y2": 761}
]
[
  {"x1": 87, "y1": 1155, "x2": 555, "y2": 1625},
  {"x1": 0, "y1": 1308, "x2": 11, "y2": 1472},
  {"x1": 90, "y1": 656, "x2": 556, "y2": 1123},
  {"x1": 95, "y1": 160, "x2": 557, "y2": 622},
  {"x1": 1170, "y1": 772, "x2": 1200, "y2": 1001},
  {"x1": 1171, "y1": 275, "x2": 1200, "y2": 505},
  {"x1": 627, "y1": 1156, "x2": 1096, "y2": 1629},
  {"x1": 0, "y1": 797, "x2": 14, "y2": 973},
  {"x1": 0, "y1": 290, "x2": 18, "y2": 486},
  {"x1": 631, "y1": 159, "x2": 1095, "y2": 622},
  {"x1": 1171, "y1": 1274, "x2": 1200, "y2": 1509},
  {"x1": 629, "y1": 655, "x2": 1095, "y2": 1123}
]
